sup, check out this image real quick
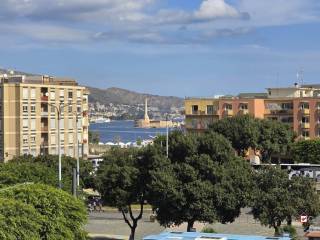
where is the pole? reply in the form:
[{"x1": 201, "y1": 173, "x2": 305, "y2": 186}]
[
  {"x1": 166, "y1": 114, "x2": 169, "y2": 158},
  {"x1": 58, "y1": 108, "x2": 62, "y2": 189},
  {"x1": 76, "y1": 114, "x2": 80, "y2": 187},
  {"x1": 72, "y1": 168, "x2": 77, "y2": 197}
]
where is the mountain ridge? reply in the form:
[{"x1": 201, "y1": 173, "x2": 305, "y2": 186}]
[{"x1": 87, "y1": 86, "x2": 184, "y2": 111}]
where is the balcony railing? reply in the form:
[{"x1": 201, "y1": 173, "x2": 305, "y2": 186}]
[
  {"x1": 300, "y1": 108, "x2": 310, "y2": 115},
  {"x1": 41, "y1": 96, "x2": 48, "y2": 101},
  {"x1": 41, "y1": 126, "x2": 48, "y2": 132},
  {"x1": 239, "y1": 109, "x2": 249, "y2": 115},
  {"x1": 224, "y1": 109, "x2": 233, "y2": 116},
  {"x1": 300, "y1": 122, "x2": 310, "y2": 129},
  {"x1": 41, "y1": 111, "x2": 48, "y2": 117}
]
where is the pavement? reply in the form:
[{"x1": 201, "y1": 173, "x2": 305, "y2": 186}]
[{"x1": 85, "y1": 208, "x2": 307, "y2": 240}]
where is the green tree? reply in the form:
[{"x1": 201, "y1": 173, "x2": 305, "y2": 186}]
[
  {"x1": 0, "y1": 197, "x2": 43, "y2": 240},
  {"x1": 209, "y1": 115, "x2": 259, "y2": 156},
  {"x1": 10, "y1": 154, "x2": 95, "y2": 190},
  {"x1": 251, "y1": 166, "x2": 320, "y2": 236},
  {"x1": 291, "y1": 139, "x2": 320, "y2": 164},
  {"x1": 0, "y1": 162, "x2": 57, "y2": 188},
  {"x1": 149, "y1": 131, "x2": 253, "y2": 231},
  {"x1": 96, "y1": 147, "x2": 165, "y2": 240},
  {"x1": 0, "y1": 183, "x2": 88, "y2": 240},
  {"x1": 256, "y1": 119, "x2": 295, "y2": 163}
]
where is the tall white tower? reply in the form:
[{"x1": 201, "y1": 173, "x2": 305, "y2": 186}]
[{"x1": 144, "y1": 98, "x2": 150, "y2": 121}]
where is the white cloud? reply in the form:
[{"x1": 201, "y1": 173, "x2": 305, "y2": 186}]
[
  {"x1": 195, "y1": 0, "x2": 240, "y2": 20},
  {"x1": 0, "y1": 0, "x2": 319, "y2": 45}
]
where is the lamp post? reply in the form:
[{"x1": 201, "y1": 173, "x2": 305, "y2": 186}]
[{"x1": 44, "y1": 98, "x2": 76, "y2": 189}]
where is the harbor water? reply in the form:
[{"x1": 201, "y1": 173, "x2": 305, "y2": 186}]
[{"x1": 89, "y1": 120, "x2": 168, "y2": 143}]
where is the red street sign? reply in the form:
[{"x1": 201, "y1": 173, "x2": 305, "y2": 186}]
[{"x1": 301, "y1": 215, "x2": 308, "y2": 223}]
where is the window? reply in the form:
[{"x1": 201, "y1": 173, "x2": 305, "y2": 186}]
[
  {"x1": 60, "y1": 119, "x2": 64, "y2": 129},
  {"x1": 68, "y1": 91, "x2": 73, "y2": 99},
  {"x1": 23, "y1": 135, "x2": 28, "y2": 144},
  {"x1": 50, "y1": 91, "x2": 55, "y2": 100},
  {"x1": 68, "y1": 147, "x2": 73, "y2": 157},
  {"x1": 302, "y1": 116, "x2": 309, "y2": 123},
  {"x1": 23, "y1": 119, "x2": 28, "y2": 128},
  {"x1": 300, "y1": 102, "x2": 309, "y2": 109},
  {"x1": 240, "y1": 103, "x2": 248, "y2": 110},
  {"x1": 77, "y1": 106, "x2": 81, "y2": 113},
  {"x1": 60, "y1": 134, "x2": 65, "y2": 142},
  {"x1": 22, "y1": 149, "x2": 29, "y2": 155},
  {"x1": 77, "y1": 118, "x2": 82, "y2": 129},
  {"x1": 30, "y1": 136, "x2": 36, "y2": 143},
  {"x1": 225, "y1": 104, "x2": 232, "y2": 110},
  {"x1": 68, "y1": 105, "x2": 72, "y2": 113},
  {"x1": 51, "y1": 147, "x2": 56, "y2": 155},
  {"x1": 30, "y1": 149, "x2": 36, "y2": 157},
  {"x1": 23, "y1": 105, "x2": 28, "y2": 113},
  {"x1": 50, "y1": 134, "x2": 56, "y2": 145},
  {"x1": 30, "y1": 104, "x2": 36, "y2": 113},
  {"x1": 281, "y1": 102, "x2": 293, "y2": 110},
  {"x1": 207, "y1": 105, "x2": 214, "y2": 115},
  {"x1": 281, "y1": 117, "x2": 293, "y2": 123},
  {"x1": 59, "y1": 89, "x2": 64, "y2": 97},
  {"x1": 30, "y1": 119, "x2": 36, "y2": 130},
  {"x1": 51, "y1": 106, "x2": 56, "y2": 113},
  {"x1": 22, "y1": 88, "x2": 28, "y2": 99},
  {"x1": 68, "y1": 133, "x2": 73, "y2": 143},
  {"x1": 50, "y1": 119, "x2": 56, "y2": 129},
  {"x1": 302, "y1": 130, "x2": 309, "y2": 138},
  {"x1": 68, "y1": 118, "x2": 73, "y2": 129},
  {"x1": 30, "y1": 88, "x2": 36, "y2": 99},
  {"x1": 192, "y1": 105, "x2": 198, "y2": 114},
  {"x1": 77, "y1": 90, "x2": 81, "y2": 98},
  {"x1": 0, "y1": 119, "x2": 2, "y2": 131}
]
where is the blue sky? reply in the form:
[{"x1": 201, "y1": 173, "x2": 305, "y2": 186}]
[{"x1": 1, "y1": 0, "x2": 320, "y2": 97}]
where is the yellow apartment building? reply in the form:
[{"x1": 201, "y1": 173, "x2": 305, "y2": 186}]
[
  {"x1": 0, "y1": 74, "x2": 89, "y2": 162},
  {"x1": 185, "y1": 84, "x2": 320, "y2": 140}
]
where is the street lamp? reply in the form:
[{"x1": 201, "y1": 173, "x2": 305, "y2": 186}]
[{"x1": 43, "y1": 95, "x2": 77, "y2": 189}]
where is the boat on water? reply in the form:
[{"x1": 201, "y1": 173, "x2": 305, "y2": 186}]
[{"x1": 90, "y1": 117, "x2": 111, "y2": 123}]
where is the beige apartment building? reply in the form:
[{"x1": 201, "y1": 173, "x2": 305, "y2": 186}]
[
  {"x1": 0, "y1": 74, "x2": 89, "y2": 162},
  {"x1": 185, "y1": 84, "x2": 320, "y2": 140}
]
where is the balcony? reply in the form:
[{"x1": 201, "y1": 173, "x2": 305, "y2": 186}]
[
  {"x1": 239, "y1": 109, "x2": 249, "y2": 115},
  {"x1": 300, "y1": 122, "x2": 310, "y2": 129},
  {"x1": 300, "y1": 108, "x2": 310, "y2": 115},
  {"x1": 41, "y1": 96, "x2": 48, "y2": 101},
  {"x1": 41, "y1": 126, "x2": 48, "y2": 132},
  {"x1": 224, "y1": 109, "x2": 233, "y2": 116},
  {"x1": 41, "y1": 111, "x2": 48, "y2": 117}
]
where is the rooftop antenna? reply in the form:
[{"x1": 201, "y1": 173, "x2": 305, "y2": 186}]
[{"x1": 296, "y1": 68, "x2": 304, "y2": 86}]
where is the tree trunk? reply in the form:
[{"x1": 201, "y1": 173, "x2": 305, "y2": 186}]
[
  {"x1": 129, "y1": 223, "x2": 137, "y2": 240},
  {"x1": 274, "y1": 221, "x2": 282, "y2": 236},
  {"x1": 187, "y1": 220, "x2": 195, "y2": 232},
  {"x1": 287, "y1": 216, "x2": 292, "y2": 225}
]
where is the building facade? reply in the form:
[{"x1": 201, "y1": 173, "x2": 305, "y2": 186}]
[
  {"x1": 0, "y1": 74, "x2": 89, "y2": 162},
  {"x1": 185, "y1": 84, "x2": 320, "y2": 140}
]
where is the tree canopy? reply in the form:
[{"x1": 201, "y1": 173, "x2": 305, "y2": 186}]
[
  {"x1": 209, "y1": 115, "x2": 259, "y2": 157},
  {"x1": 8, "y1": 154, "x2": 95, "y2": 191},
  {"x1": 209, "y1": 115, "x2": 295, "y2": 162},
  {"x1": 149, "y1": 131, "x2": 254, "y2": 231},
  {"x1": 251, "y1": 166, "x2": 320, "y2": 235},
  {"x1": 291, "y1": 139, "x2": 320, "y2": 164},
  {"x1": 0, "y1": 162, "x2": 57, "y2": 188},
  {"x1": 0, "y1": 183, "x2": 88, "y2": 240},
  {"x1": 0, "y1": 197, "x2": 43, "y2": 240}
]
